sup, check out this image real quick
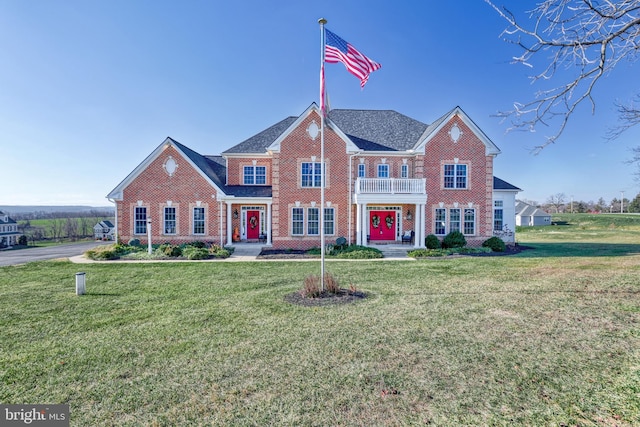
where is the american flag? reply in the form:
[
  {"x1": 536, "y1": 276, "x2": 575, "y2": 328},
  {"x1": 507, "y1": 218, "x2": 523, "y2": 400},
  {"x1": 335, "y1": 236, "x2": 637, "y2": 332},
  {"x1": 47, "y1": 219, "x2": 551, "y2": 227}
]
[{"x1": 324, "y1": 29, "x2": 381, "y2": 88}]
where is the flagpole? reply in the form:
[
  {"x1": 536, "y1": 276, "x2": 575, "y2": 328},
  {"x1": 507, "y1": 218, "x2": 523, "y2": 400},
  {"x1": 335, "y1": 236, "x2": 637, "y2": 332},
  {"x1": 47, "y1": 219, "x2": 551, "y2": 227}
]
[{"x1": 318, "y1": 17, "x2": 327, "y2": 290}]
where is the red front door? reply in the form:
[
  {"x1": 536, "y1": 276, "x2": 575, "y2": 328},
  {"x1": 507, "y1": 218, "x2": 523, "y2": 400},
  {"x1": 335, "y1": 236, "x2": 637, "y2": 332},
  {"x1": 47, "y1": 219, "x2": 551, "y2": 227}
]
[
  {"x1": 369, "y1": 211, "x2": 396, "y2": 241},
  {"x1": 246, "y1": 210, "x2": 260, "y2": 239}
]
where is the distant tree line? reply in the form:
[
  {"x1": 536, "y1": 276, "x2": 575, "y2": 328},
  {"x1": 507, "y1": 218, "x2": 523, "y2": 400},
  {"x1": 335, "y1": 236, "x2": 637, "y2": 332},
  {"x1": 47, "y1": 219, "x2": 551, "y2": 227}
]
[
  {"x1": 10, "y1": 208, "x2": 113, "y2": 221},
  {"x1": 522, "y1": 193, "x2": 640, "y2": 214}
]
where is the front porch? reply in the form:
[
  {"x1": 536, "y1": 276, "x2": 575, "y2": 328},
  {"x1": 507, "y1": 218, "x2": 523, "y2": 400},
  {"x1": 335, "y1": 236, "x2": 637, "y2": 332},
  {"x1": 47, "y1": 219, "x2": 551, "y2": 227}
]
[{"x1": 353, "y1": 178, "x2": 427, "y2": 248}]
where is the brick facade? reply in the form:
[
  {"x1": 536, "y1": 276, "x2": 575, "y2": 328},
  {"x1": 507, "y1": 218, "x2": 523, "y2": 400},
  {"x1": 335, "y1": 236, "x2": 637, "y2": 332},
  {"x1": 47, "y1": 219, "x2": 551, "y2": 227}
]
[{"x1": 108, "y1": 105, "x2": 517, "y2": 249}]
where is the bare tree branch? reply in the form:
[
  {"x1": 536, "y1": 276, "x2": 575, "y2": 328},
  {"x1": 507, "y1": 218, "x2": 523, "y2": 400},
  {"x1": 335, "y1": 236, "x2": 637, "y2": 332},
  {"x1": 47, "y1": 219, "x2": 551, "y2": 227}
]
[{"x1": 486, "y1": 0, "x2": 640, "y2": 152}]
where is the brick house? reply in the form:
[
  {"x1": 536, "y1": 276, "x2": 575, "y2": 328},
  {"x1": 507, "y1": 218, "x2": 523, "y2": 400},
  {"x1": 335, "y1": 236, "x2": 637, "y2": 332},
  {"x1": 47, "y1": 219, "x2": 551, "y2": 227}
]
[{"x1": 107, "y1": 104, "x2": 520, "y2": 248}]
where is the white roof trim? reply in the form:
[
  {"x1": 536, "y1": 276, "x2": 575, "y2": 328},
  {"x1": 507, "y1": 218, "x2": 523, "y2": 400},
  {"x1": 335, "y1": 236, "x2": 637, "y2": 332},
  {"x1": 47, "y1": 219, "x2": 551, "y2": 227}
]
[
  {"x1": 107, "y1": 137, "x2": 226, "y2": 200},
  {"x1": 267, "y1": 103, "x2": 360, "y2": 153},
  {"x1": 416, "y1": 106, "x2": 501, "y2": 156}
]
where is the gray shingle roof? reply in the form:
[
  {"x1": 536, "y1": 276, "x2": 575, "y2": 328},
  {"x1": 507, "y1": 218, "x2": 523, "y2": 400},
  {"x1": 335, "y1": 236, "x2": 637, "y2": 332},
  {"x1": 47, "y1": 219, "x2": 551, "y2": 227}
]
[
  {"x1": 222, "y1": 116, "x2": 297, "y2": 154},
  {"x1": 493, "y1": 176, "x2": 521, "y2": 191},
  {"x1": 328, "y1": 109, "x2": 429, "y2": 151},
  {"x1": 168, "y1": 138, "x2": 273, "y2": 198},
  {"x1": 222, "y1": 109, "x2": 430, "y2": 154}
]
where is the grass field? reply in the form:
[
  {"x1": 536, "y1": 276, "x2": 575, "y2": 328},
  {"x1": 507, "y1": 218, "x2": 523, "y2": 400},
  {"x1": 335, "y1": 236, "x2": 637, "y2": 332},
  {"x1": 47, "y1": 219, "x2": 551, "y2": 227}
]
[{"x1": 1, "y1": 214, "x2": 639, "y2": 426}]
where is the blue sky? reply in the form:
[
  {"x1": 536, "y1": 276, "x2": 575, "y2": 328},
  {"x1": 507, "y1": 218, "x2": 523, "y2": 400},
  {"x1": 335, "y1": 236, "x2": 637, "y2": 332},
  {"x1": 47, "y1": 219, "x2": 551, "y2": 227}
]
[{"x1": 2, "y1": 0, "x2": 638, "y2": 206}]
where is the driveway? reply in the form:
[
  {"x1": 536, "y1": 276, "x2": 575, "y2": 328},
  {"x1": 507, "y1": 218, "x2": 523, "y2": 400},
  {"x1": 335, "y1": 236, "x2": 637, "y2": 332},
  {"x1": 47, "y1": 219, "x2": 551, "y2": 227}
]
[{"x1": 0, "y1": 241, "x2": 110, "y2": 267}]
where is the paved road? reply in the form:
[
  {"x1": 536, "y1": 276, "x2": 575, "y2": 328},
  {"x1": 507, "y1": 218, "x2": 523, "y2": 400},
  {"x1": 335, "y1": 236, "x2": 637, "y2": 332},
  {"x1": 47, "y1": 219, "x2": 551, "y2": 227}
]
[{"x1": 0, "y1": 241, "x2": 110, "y2": 267}]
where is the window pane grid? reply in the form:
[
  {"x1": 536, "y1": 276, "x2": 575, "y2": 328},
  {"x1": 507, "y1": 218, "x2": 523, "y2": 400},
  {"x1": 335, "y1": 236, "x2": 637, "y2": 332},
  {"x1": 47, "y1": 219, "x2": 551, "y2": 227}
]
[
  {"x1": 193, "y1": 207, "x2": 205, "y2": 234},
  {"x1": 435, "y1": 208, "x2": 446, "y2": 235},
  {"x1": 450, "y1": 208, "x2": 461, "y2": 233},
  {"x1": 464, "y1": 208, "x2": 475, "y2": 235},
  {"x1": 164, "y1": 207, "x2": 176, "y2": 234},
  {"x1": 307, "y1": 208, "x2": 319, "y2": 235},
  {"x1": 134, "y1": 207, "x2": 147, "y2": 234},
  {"x1": 444, "y1": 164, "x2": 467, "y2": 189},
  {"x1": 292, "y1": 208, "x2": 304, "y2": 235},
  {"x1": 324, "y1": 208, "x2": 334, "y2": 235}
]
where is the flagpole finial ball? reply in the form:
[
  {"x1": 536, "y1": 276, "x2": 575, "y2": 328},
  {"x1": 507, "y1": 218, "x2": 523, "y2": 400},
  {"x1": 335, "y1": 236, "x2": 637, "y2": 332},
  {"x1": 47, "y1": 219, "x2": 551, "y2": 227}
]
[{"x1": 318, "y1": 18, "x2": 327, "y2": 25}]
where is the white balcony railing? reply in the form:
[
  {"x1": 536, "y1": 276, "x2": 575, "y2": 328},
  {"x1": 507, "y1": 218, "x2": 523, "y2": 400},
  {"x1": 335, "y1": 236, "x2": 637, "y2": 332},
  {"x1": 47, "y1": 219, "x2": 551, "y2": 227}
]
[{"x1": 355, "y1": 178, "x2": 426, "y2": 194}]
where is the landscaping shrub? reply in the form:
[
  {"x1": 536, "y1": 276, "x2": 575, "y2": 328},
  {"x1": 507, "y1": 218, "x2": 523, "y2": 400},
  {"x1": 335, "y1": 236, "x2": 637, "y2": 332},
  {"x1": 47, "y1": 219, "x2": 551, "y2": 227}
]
[
  {"x1": 301, "y1": 275, "x2": 321, "y2": 298},
  {"x1": 425, "y1": 234, "x2": 440, "y2": 249},
  {"x1": 85, "y1": 243, "x2": 134, "y2": 260},
  {"x1": 442, "y1": 230, "x2": 466, "y2": 248},
  {"x1": 482, "y1": 236, "x2": 506, "y2": 252},
  {"x1": 158, "y1": 244, "x2": 183, "y2": 257},
  {"x1": 128, "y1": 238, "x2": 141, "y2": 247},
  {"x1": 18, "y1": 235, "x2": 28, "y2": 246},
  {"x1": 323, "y1": 273, "x2": 340, "y2": 294},
  {"x1": 209, "y1": 244, "x2": 231, "y2": 258},
  {"x1": 187, "y1": 241, "x2": 207, "y2": 249},
  {"x1": 182, "y1": 246, "x2": 210, "y2": 260}
]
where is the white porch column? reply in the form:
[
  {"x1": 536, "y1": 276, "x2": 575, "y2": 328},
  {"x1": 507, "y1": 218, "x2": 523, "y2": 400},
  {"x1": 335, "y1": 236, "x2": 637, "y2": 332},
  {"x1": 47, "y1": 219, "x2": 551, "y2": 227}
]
[
  {"x1": 266, "y1": 202, "x2": 272, "y2": 245},
  {"x1": 415, "y1": 203, "x2": 426, "y2": 248},
  {"x1": 361, "y1": 203, "x2": 368, "y2": 246},
  {"x1": 356, "y1": 203, "x2": 362, "y2": 246},
  {"x1": 226, "y1": 202, "x2": 233, "y2": 246}
]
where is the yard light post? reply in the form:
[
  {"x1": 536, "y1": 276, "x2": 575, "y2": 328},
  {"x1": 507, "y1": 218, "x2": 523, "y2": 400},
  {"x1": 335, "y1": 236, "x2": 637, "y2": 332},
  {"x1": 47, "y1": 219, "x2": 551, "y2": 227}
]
[{"x1": 147, "y1": 218, "x2": 152, "y2": 255}]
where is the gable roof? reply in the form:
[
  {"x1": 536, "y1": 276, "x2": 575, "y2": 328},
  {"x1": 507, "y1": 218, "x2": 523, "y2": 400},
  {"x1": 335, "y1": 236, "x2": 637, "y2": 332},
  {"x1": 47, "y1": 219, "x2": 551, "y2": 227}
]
[
  {"x1": 107, "y1": 137, "x2": 272, "y2": 201},
  {"x1": 493, "y1": 176, "x2": 521, "y2": 191},
  {"x1": 515, "y1": 201, "x2": 550, "y2": 217},
  {"x1": 223, "y1": 104, "x2": 502, "y2": 156},
  {"x1": 417, "y1": 106, "x2": 501, "y2": 156},
  {"x1": 107, "y1": 137, "x2": 226, "y2": 200},
  {"x1": 0, "y1": 212, "x2": 16, "y2": 224}
]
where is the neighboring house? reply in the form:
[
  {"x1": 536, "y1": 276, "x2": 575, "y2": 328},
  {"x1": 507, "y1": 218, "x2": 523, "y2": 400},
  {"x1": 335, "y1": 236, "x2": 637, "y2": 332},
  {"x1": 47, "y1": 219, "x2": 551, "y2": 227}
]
[
  {"x1": 0, "y1": 211, "x2": 21, "y2": 248},
  {"x1": 107, "y1": 104, "x2": 521, "y2": 248},
  {"x1": 93, "y1": 220, "x2": 115, "y2": 240},
  {"x1": 515, "y1": 201, "x2": 552, "y2": 226}
]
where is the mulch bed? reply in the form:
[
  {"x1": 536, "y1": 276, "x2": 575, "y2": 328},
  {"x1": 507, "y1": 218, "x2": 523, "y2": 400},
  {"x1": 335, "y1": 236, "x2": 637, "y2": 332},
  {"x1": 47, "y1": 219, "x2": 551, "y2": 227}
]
[
  {"x1": 284, "y1": 289, "x2": 368, "y2": 307},
  {"x1": 260, "y1": 245, "x2": 532, "y2": 260}
]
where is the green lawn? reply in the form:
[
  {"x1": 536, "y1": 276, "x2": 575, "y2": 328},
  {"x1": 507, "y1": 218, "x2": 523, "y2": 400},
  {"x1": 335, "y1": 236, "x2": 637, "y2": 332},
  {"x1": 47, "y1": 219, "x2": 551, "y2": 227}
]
[{"x1": 1, "y1": 214, "x2": 640, "y2": 426}]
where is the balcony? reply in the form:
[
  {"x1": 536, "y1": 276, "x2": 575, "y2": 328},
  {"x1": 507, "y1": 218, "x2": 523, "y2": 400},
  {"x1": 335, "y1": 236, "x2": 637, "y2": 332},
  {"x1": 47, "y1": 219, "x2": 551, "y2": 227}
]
[{"x1": 355, "y1": 178, "x2": 426, "y2": 195}]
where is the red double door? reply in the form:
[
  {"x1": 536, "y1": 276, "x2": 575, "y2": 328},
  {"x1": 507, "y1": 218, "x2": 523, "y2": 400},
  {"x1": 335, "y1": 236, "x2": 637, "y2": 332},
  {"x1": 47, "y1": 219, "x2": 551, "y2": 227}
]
[{"x1": 369, "y1": 210, "x2": 396, "y2": 241}]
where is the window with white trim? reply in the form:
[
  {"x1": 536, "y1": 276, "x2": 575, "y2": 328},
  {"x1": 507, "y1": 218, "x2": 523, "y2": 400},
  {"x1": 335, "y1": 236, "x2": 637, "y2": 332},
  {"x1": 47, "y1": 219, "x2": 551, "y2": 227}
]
[
  {"x1": 358, "y1": 163, "x2": 365, "y2": 178},
  {"x1": 193, "y1": 207, "x2": 205, "y2": 235},
  {"x1": 493, "y1": 200, "x2": 504, "y2": 231},
  {"x1": 243, "y1": 165, "x2": 266, "y2": 185},
  {"x1": 435, "y1": 208, "x2": 446, "y2": 235},
  {"x1": 464, "y1": 208, "x2": 475, "y2": 235},
  {"x1": 324, "y1": 207, "x2": 335, "y2": 235},
  {"x1": 401, "y1": 164, "x2": 408, "y2": 179},
  {"x1": 292, "y1": 208, "x2": 304, "y2": 235},
  {"x1": 444, "y1": 164, "x2": 467, "y2": 189},
  {"x1": 377, "y1": 164, "x2": 389, "y2": 178},
  {"x1": 164, "y1": 207, "x2": 176, "y2": 234},
  {"x1": 450, "y1": 208, "x2": 461, "y2": 233},
  {"x1": 134, "y1": 207, "x2": 147, "y2": 234},
  {"x1": 301, "y1": 162, "x2": 323, "y2": 188}
]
